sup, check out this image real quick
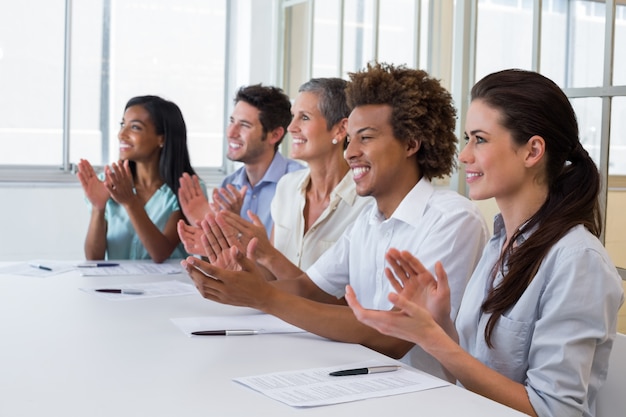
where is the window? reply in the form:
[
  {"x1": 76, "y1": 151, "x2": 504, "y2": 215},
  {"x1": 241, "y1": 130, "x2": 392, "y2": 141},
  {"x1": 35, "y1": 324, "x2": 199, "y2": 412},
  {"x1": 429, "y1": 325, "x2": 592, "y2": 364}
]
[
  {"x1": 0, "y1": 0, "x2": 227, "y2": 179},
  {"x1": 282, "y1": 0, "x2": 626, "y2": 272}
]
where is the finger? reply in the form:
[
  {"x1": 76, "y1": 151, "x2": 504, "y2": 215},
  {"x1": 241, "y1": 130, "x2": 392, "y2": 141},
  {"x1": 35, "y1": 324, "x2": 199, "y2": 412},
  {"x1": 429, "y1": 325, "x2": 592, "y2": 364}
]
[
  {"x1": 247, "y1": 210, "x2": 264, "y2": 229},
  {"x1": 246, "y1": 237, "x2": 259, "y2": 260},
  {"x1": 178, "y1": 173, "x2": 192, "y2": 201},
  {"x1": 199, "y1": 219, "x2": 222, "y2": 262},
  {"x1": 191, "y1": 174, "x2": 202, "y2": 197},
  {"x1": 238, "y1": 185, "x2": 248, "y2": 198},
  {"x1": 433, "y1": 261, "x2": 449, "y2": 291},
  {"x1": 204, "y1": 213, "x2": 233, "y2": 251},
  {"x1": 200, "y1": 231, "x2": 219, "y2": 263},
  {"x1": 384, "y1": 249, "x2": 412, "y2": 287},
  {"x1": 345, "y1": 285, "x2": 370, "y2": 322},
  {"x1": 212, "y1": 188, "x2": 231, "y2": 210},
  {"x1": 385, "y1": 267, "x2": 405, "y2": 293},
  {"x1": 225, "y1": 184, "x2": 240, "y2": 200}
]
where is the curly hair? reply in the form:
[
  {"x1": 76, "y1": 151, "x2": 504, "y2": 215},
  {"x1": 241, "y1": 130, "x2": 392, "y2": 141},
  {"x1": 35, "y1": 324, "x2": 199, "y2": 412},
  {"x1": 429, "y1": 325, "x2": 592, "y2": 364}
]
[{"x1": 345, "y1": 62, "x2": 458, "y2": 180}]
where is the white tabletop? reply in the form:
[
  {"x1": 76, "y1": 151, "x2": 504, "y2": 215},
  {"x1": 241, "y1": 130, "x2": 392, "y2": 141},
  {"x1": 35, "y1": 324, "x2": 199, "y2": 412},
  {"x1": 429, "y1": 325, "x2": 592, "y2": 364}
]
[{"x1": 0, "y1": 261, "x2": 525, "y2": 416}]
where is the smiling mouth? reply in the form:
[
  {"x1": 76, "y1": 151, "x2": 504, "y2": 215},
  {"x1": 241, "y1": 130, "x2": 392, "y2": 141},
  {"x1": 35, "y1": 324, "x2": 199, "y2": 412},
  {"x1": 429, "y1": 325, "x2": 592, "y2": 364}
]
[{"x1": 352, "y1": 166, "x2": 370, "y2": 180}]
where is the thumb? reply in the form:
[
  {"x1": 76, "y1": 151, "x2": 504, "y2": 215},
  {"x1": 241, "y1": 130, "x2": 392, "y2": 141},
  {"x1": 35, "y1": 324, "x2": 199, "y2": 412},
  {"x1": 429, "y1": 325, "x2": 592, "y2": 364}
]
[
  {"x1": 434, "y1": 261, "x2": 449, "y2": 291},
  {"x1": 246, "y1": 237, "x2": 259, "y2": 262},
  {"x1": 231, "y1": 245, "x2": 256, "y2": 272},
  {"x1": 247, "y1": 210, "x2": 264, "y2": 228}
]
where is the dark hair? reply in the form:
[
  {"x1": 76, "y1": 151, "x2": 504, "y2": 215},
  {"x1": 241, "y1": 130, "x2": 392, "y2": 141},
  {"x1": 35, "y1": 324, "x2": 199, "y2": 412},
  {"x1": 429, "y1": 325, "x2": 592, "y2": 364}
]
[
  {"x1": 235, "y1": 84, "x2": 292, "y2": 151},
  {"x1": 124, "y1": 95, "x2": 197, "y2": 208},
  {"x1": 345, "y1": 62, "x2": 458, "y2": 180},
  {"x1": 472, "y1": 69, "x2": 602, "y2": 347}
]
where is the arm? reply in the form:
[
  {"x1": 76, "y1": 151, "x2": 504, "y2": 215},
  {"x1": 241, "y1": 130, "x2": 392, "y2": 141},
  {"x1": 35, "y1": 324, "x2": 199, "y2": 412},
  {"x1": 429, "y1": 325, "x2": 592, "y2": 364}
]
[
  {"x1": 76, "y1": 159, "x2": 110, "y2": 260},
  {"x1": 345, "y1": 249, "x2": 537, "y2": 416},
  {"x1": 105, "y1": 161, "x2": 182, "y2": 263},
  {"x1": 181, "y1": 246, "x2": 416, "y2": 359},
  {"x1": 178, "y1": 173, "x2": 212, "y2": 226}
]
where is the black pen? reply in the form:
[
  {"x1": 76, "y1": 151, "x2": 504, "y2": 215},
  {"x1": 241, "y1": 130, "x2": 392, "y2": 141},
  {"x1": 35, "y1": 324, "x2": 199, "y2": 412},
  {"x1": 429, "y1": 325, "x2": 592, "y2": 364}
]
[
  {"x1": 29, "y1": 263, "x2": 52, "y2": 271},
  {"x1": 95, "y1": 289, "x2": 144, "y2": 295},
  {"x1": 78, "y1": 263, "x2": 120, "y2": 268},
  {"x1": 192, "y1": 330, "x2": 258, "y2": 336},
  {"x1": 329, "y1": 365, "x2": 400, "y2": 376}
]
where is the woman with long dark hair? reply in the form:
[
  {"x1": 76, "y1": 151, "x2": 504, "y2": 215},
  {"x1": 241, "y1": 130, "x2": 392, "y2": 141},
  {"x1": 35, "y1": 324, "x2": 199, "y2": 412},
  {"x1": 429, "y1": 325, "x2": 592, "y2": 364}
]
[{"x1": 77, "y1": 95, "x2": 203, "y2": 262}]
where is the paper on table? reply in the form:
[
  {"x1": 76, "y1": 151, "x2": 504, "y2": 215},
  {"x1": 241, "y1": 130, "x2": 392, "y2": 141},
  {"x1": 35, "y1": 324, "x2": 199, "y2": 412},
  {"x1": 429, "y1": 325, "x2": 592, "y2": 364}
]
[
  {"x1": 0, "y1": 260, "x2": 75, "y2": 277},
  {"x1": 171, "y1": 314, "x2": 306, "y2": 336},
  {"x1": 81, "y1": 280, "x2": 197, "y2": 300},
  {"x1": 78, "y1": 263, "x2": 182, "y2": 276},
  {"x1": 233, "y1": 359, "x2": 449, "y2": 408}
]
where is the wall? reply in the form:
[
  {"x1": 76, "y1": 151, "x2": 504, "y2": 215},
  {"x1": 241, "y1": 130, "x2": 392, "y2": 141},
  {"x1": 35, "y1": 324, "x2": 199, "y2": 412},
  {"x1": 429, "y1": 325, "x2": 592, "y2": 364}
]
[{"x1": 0, "y1": 184, "x2": 89, "y2": 261}]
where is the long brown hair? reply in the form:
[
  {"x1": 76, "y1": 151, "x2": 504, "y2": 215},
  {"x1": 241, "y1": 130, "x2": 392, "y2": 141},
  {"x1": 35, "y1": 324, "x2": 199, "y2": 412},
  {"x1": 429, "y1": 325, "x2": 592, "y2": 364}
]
[{"x1": 472, "y1": 69, "x2": 602, "y2": 347}]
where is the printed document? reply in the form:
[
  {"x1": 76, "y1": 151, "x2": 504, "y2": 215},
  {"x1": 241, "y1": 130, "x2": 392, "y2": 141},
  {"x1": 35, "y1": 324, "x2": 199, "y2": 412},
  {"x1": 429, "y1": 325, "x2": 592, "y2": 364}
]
[{"x1": 233, "y1": 359, "x2": 449, "y2": 407}]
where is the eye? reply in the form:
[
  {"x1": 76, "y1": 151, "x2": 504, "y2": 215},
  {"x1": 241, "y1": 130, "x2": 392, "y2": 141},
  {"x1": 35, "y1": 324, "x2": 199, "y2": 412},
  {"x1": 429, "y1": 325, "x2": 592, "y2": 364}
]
[
  {"x1": 302, "y1": 114, "x2": 309, "y2": 121},
  {"x1": 463, "y1": 134, "x2": 470, "y2": 143},
  {"x1": 475, "y1": 135, "x2": 486, "y2": 144}
]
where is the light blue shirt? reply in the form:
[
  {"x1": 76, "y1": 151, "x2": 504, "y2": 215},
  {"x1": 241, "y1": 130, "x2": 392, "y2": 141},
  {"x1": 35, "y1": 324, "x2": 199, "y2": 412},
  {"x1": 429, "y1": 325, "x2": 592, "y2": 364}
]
[
  {"x1": 221, "y1": 152, "x2": 304, "y2": 237},
  {"x1": 456, "y1": 215, "x2": 624, "y2": 417},
  {"x1": 104, "y1": 183, "x2": 187, "y2": 260}
]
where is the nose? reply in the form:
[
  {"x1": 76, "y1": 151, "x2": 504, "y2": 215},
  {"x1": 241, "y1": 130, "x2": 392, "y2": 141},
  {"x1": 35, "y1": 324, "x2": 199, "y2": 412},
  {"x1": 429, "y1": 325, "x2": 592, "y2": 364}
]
[
  {"x1": 459, "y1": 142, "x2": 472, "y2": 165},
  {"x1": 118, "y1": 124, "x2": 128, "y2": 140},
  {"x1": 287, "y1": 117, "x2": 298, "y2": 133},
  {"x1": 227, "y1": 123, "x2": 238, "y2": 138},
  {"x1": 344, "y1": 138, "x2": 360, "y2": 162}
]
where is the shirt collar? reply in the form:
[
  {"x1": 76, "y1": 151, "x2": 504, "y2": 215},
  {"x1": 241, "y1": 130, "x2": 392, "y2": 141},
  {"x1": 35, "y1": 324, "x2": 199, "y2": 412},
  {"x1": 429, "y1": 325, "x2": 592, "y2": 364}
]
[
  {"x1": 296, "y1": 169, "x2": 359, "y2": 206},
  {"x1": 233, "y1": 152, "x2": 289, "y2": 188},
  {"x1": 370, "y1": 177, "x2": 434, "y2": 227}
]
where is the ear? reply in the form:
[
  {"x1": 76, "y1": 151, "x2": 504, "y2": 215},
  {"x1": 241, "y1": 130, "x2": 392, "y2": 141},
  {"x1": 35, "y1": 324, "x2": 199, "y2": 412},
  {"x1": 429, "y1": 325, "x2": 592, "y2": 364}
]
[
  {"x1": 266, "y1": 126, "x2": 285, "y2": 146},
  {"x1": 406, "y1": 138, "x2": 420, "y2": 157},
  {"x1": 330, "y1": 118, "x2": 348, "y2": 144},
  {"x1": 524, "y1": 135, "x2": 545, "y2": 168}
]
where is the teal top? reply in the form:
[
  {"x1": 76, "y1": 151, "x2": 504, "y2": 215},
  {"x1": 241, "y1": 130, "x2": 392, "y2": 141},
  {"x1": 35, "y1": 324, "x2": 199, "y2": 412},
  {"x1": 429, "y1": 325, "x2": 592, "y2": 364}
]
[
  {"x1": 104, "y1": 183, "x2": 186, "y2": 260},
  {"x1": 88, "y1": 176, "x2": 206, "y2": 260}
]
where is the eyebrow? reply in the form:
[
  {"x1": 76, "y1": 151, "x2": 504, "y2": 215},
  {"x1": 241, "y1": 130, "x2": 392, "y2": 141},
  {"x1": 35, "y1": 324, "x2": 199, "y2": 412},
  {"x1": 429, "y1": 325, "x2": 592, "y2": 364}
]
[
  {"x1": 467, "y1": 129, "x2": 488, "y2": 136},
  {"x1": 123, "y1": 119, "x2": 146, "y2": 126},
  {"x1": 355, "y1": 126, "x2": 377, "y2": 134}
]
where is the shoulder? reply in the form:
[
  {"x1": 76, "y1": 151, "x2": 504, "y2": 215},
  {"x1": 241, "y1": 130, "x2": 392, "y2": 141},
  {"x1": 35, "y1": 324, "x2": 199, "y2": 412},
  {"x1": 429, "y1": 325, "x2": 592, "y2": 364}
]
[
  {"x1": 427, "y1": 189, "x2": 488, "y2": 227},
  {"x1": 285, "y1": 158, "x2": 305, "y2": 173}
]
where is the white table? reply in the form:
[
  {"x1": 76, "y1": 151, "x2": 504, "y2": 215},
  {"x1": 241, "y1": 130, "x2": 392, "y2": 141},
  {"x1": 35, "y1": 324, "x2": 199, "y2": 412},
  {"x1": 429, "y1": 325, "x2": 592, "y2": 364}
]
[{"x1": 0, "y1": 262, "x2": 525, "y2": 416}]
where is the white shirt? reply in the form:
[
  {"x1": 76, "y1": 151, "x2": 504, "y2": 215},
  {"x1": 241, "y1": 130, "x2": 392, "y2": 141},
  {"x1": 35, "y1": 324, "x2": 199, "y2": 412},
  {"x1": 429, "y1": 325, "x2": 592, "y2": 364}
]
[
  {"x1": 271, "y1": 169, "x2": 372, "y2": 270},
  {"x1": 307, "y1": 178, "x2": 489, "y2": 378},
  {"x1": 457, "y1": 217, "x2": 624, "y2": 417}
]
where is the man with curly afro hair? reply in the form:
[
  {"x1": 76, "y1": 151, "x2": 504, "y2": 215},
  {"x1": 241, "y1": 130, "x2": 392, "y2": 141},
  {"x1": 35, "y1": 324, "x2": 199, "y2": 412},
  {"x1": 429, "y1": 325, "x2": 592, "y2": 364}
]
[{"x1": 183, "y1": 63, "x2": 489, "y2": 381}]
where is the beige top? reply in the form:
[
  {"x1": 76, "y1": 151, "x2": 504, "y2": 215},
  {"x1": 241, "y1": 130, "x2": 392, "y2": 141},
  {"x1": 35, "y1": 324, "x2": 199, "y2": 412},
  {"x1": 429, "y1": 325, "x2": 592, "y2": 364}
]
[{"x1": 270, "y1": 168, "x2": 372, "y2": 270}]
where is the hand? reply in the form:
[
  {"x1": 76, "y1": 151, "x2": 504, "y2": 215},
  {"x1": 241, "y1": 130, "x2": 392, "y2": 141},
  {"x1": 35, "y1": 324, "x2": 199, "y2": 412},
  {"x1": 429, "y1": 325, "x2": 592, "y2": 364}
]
[
  {"x1": 177, "y1": 220, "x2": 206, "y2": 256},
  {"x1": 197, "y1": 212, "x2": 246, "y2": 266},
  {"x1": 104, "y1": 160, "x2": 137, "y2": 206},
  {"x1": 384, "y1": 249, "x2": 451, "y2": 328},
  {"x1": 212, "y1": 184, "x2": 247, "y2": 215},
  {"x1": 178, "y1": 173, "x2": 212, "y2": 226},
  {"x1": 345, "y1": 284, "x2": 441, "y2": 348},
  {"x1": 76, "y1": 159, "x2": 110, "y2": 209},
  {"x1": 181, "y1": 241, "x2": 272, "y2": 309},
  {"x1": 215, "y1": 210, "x2": 273, "y2": 263}
]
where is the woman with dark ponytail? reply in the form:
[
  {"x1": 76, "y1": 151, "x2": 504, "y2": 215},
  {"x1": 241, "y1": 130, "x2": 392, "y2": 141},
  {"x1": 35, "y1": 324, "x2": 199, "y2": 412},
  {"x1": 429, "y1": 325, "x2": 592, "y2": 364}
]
[{"x1": 345, "y1": 69, "x2": 623, "y2": 416}]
